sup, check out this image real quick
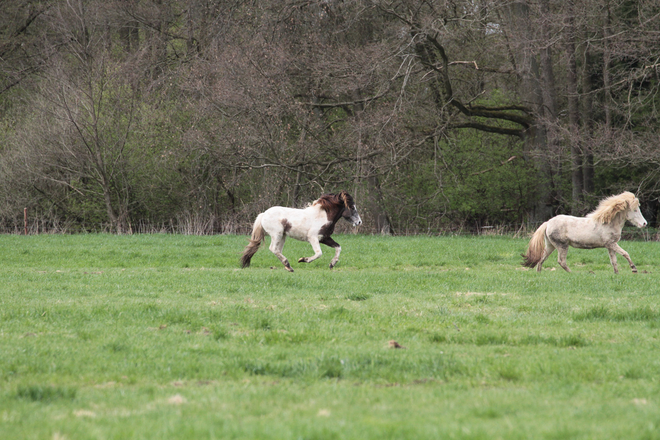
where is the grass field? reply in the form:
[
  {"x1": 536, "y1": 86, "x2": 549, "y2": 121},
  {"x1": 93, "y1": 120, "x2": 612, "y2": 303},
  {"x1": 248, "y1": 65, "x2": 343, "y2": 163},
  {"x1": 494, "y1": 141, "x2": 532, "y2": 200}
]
[{"x1": 1, "y1": 233, "x2": 659, "y2": 439}]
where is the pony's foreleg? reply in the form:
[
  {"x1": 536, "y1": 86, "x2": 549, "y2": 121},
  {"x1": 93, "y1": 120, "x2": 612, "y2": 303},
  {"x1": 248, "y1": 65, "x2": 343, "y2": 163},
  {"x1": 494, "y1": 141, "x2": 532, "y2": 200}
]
[
  {"x1": 612, "y1": 243, "x2": 637, "y2": 273},
  {"x1": 298, "y1": 237, "x2": 323, "y2": 264},
  {"x1": 269, "y1": 235, "x2": 294, "y2": 272},
  {"x1": 606, "y1": 243, "x2": 635, "y2": 274},
  {"x1": 320, "y1": 236, "x2": 341, "y2": 269}
]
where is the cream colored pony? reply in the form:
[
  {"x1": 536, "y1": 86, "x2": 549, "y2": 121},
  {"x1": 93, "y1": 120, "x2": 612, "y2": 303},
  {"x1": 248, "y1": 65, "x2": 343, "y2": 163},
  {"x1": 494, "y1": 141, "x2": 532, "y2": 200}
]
[{"x1": 522, "y1": 192, "x2": 647, "y2": 273}]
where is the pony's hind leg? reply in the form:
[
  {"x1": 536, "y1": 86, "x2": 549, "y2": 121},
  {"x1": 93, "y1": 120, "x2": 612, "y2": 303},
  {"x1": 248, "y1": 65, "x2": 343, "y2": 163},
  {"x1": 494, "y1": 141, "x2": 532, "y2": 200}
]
[
  {"x1": 536, "y1": 241, "x2": 556, "y2": 272},
  {"x1": 298, "y1": 237, "x2": 323, "y2": 264},
  {"x1": 612, "y1": 243, "x2": 637, "y2": 273},
  {"x1": 556, "y1": 245, "x2": 571, "y2": 273},
  {"x1": 269, "y1": 235, "x2": 294, "y2": 272},
  {"x1": 606, "y1": 247, "x2": 619, "y2": 274},
  {"x1": 320, "y1": 236, "x2": 341, "y2": 269}
]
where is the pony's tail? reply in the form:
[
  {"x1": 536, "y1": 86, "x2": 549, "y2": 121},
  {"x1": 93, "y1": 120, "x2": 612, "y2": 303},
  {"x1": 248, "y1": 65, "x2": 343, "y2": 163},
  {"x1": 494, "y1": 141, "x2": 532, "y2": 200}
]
[
  {"x1": 521, "y1": 222, "x2": 548, "y2": 268},
  {"x1": 241, "y1": 214, "x2": 265, "y2": 268}
]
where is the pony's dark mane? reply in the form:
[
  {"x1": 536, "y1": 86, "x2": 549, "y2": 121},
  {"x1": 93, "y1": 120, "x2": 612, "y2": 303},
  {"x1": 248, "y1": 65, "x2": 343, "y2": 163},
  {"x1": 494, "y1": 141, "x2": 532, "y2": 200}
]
[{"x1": 314, "y1": 191, "x2": 353, "y2": 212}]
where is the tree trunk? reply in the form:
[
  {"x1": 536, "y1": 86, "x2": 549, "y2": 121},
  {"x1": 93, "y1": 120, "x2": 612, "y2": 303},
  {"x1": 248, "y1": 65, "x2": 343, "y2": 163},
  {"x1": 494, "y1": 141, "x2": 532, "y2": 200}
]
[
  {"x1": 366, "y1": 175, "x2": 392, "y2": 235},
  {"x1": 566, "y1": 12, "x2": 583, "y2": 213},
  {"x1": 119, "y1": 22, "x2": 139, "y2": 53},
  {"x1": 150, "y1": 0, "x2": 168, "y2": 80},
  {"x1": 93, "y1": 145, "x2": 124, "y2": 233},
  {"x1": 581, "y1": 42, "x2": 595, "y2": 196},
  {"x1": 102, "y1": 181, "x2": 122, "y2": 233},
  {"x1": 353, "y1": 88, "x2": 392, "y2": 234},
  {"x1": 539, "y1": 0, "x2": 558, "y2": 125},
  {"x1": 291, "y1": 126, "x2": 307, "y2": 207},
  {"x1": 509, "y1": 1, "x2": 554, "y2": 222},
  {"x1": 537, "y1": 0, "x2": 560, "y2": 215},
  {"x1": 603, "y1": 3, "x2": 613, "y2": 131}
]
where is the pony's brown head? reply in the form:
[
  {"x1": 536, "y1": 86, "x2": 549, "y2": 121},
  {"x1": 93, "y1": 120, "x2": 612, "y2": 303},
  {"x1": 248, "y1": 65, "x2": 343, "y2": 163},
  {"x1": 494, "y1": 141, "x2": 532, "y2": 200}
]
[
  {"x1": 314, "y1": 191, "x2": 362, "y2": 226},
  {"x1": 338, "y1": 191, "x2": 361, "y2": 226}
]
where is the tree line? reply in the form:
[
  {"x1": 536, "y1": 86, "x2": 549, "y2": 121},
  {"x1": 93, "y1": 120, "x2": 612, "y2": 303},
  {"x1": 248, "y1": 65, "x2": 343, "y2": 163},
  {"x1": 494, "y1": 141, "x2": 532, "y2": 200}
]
[{"x1": 1, "y1": 0, "x2": 658, "y2": 234}]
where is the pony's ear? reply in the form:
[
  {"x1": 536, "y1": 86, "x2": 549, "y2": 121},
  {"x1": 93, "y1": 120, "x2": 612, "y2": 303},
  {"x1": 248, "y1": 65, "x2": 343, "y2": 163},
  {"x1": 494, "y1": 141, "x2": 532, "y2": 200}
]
[
  {"x1": 622, "y1": 192, "x2": 639, "y2": 210},
  {"x1": 338, "y1": 190, "x2": 349, "y2": 208},
  {"x1": 628, "y1": 194, "x2": 640, "y2": 210},
  {"x1": 618, "y1": 195, "x2": 634, "y2": 211},
  {"x1": 616, "y1": 200, "x2": 628, "y2": 213}
]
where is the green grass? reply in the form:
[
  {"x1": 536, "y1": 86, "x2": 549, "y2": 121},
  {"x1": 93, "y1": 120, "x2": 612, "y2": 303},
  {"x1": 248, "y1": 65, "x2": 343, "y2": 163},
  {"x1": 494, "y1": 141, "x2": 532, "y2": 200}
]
[{"x1": 1, "y1": 233, "x2": 660, "y2": 439}]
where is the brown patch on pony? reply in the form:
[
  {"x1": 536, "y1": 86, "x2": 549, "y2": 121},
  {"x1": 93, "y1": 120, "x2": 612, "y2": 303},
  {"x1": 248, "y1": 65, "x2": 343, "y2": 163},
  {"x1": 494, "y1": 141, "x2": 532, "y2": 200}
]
[
  {"x1": 319, "y1": 221, "x2": 335, "y2": 238},
  {"x1": 314, "y1": 195, "x2": 344, "y2": 222},
  {"x1": 314, "y1": 193, "x2": 342, "y2": 212},
  {"x1": 281, "y1": 219, "x2": 292, "y2": 234},
  {"x1": 320, "y1": 236, "x2": 340, "y2": 248},
  {"x1": 587, "y1": 191, "x2": 638, "y2": 224},
  {"x1": 313, "y1": 191, "x2": 354, "y2": 223}
]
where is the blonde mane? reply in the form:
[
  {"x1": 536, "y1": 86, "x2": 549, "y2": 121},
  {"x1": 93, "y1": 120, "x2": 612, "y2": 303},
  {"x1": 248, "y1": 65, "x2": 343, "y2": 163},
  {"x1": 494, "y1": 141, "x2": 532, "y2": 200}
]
[{"x1": 587, "y1": 191, "x2": 639, "y2": 224}]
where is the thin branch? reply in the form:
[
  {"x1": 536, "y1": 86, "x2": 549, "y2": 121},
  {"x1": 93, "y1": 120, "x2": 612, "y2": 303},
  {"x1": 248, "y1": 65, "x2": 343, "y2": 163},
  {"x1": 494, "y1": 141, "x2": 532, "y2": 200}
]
[
  {"x1": 298, "y1": 90, "x2": 389, "y2": 108},
  {"x1": 471, "y1": 156, "x2": 518, "y2": 175},
  {"x1": 449, "y1": 122, "x2": 525, "y2": 138}
]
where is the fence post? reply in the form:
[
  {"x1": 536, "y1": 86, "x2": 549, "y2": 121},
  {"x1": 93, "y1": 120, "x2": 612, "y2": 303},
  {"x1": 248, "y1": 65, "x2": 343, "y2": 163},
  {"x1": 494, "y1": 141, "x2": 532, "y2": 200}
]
[{"x1": 24, "y1": 208, "x2": 27, "y2": 235}]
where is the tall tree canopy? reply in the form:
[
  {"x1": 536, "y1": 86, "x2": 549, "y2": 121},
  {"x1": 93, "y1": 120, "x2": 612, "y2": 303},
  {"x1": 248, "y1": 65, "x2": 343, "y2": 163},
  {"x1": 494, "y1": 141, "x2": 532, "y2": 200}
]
[{"x1": 0, "y1": 0, "x2": 658, "y2": 233}]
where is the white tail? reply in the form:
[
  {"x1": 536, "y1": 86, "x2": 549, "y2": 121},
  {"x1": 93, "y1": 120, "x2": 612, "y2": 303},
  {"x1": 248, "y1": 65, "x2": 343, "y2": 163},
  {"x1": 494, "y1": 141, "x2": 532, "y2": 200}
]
[{"x1": 521, "y1": 222, "x2": 547, "y2": 268}]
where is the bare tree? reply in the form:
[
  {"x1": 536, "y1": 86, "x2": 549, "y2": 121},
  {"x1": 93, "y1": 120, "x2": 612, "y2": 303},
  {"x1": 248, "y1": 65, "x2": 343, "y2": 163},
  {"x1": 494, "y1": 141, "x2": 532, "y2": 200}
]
[{"x1": 12, "y1": 1, "x2": 146, "y2": 232}]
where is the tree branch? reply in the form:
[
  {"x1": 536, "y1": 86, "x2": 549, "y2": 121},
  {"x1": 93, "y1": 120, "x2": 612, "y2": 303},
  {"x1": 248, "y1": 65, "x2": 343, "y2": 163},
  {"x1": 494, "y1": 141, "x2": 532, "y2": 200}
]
[
  {"x1": 449, "y1": 122, "x2": 526, "y2": 138},
  {"x1": 471, "y1": 156, "x2": 518, "y2": 175},
  {"x1": 298, "y1": 91, "x2": 388, "y2": 108}
]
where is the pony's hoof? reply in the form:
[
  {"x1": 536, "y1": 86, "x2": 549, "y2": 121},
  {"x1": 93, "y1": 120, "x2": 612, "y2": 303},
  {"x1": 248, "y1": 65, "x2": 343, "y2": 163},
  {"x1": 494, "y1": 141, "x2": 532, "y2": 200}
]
[
  {"x1": 298, "y1": 257, "x2": 307, "y2": 263},
  {"x1": 632, "y1": 268, "x2": 638, "y2": 273},
  {"x1": 285, "y1": 267, "x2": 294, "y2": 273}
]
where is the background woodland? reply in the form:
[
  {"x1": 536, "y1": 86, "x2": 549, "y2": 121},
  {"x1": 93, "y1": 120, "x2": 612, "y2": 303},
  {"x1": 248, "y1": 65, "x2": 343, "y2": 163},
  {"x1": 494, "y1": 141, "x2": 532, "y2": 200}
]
[{"x1": 1, "y1": 0, "x2": 659, "y2": 234}]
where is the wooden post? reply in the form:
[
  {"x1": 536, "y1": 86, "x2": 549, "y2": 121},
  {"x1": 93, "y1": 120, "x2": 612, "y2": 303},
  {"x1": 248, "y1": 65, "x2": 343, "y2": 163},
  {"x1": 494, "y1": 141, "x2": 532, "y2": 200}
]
[{"x1": 24, "y1": 208, "x2": 27, "y2": 235}]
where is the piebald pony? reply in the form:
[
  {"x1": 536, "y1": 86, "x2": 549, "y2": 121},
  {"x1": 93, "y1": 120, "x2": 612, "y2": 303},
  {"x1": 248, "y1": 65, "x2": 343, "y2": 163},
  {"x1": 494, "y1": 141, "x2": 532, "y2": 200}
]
[{"x1": 241, "y1": 191, "x2": 362, "y2": 272}]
